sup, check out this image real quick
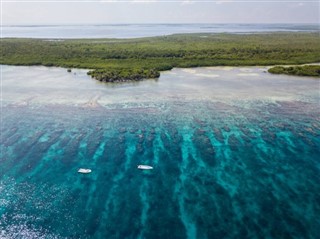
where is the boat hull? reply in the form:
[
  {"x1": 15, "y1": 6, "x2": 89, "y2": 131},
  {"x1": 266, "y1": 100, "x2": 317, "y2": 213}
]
[
  {"x1": 137, "y1": 165, "x2": 153, "y2": 170},
  {"x1": 78, "y1": 168, "x2": 92, "y2": 174}
]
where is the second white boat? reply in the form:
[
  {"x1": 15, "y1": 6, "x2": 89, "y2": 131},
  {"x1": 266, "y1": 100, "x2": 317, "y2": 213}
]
[{"x1": 78, "y1": 168, "x2": 92, "y2": 174}]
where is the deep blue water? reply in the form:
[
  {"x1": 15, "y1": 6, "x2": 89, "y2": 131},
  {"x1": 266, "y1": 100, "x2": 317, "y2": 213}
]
[
  {"x1": 2, "y1": 23, "x2": 319, "y2": 39},
  {"x1": 1, "y1": 66, "x2": 320, "y2": 238}
]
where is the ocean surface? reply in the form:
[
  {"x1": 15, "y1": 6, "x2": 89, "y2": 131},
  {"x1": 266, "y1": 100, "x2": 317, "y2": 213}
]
[
  {"x1": 1, "y1": 65, "x2": 319, "y2": 238},
  {"x1": 2, "y1": 23, "x2": 319, "y2": 39}
]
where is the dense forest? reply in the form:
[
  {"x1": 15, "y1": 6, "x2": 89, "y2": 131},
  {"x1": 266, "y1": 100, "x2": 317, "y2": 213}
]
[{"x1": 1, "y1": 33, "x2": 320, "y2": 82}]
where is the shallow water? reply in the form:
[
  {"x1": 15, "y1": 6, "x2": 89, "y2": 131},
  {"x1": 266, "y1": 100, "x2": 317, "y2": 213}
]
[
  {"x1": 1, "y1": 65, "x2": 320, "y2": 238},
  {"x1": 2, "y1": 23, "x2": 319, "y2": 39}
]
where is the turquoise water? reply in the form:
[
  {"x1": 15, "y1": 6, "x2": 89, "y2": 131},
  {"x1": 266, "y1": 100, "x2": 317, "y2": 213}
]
[{"x1": 1, "y1": 66, "x2": 320, "y2": 238}]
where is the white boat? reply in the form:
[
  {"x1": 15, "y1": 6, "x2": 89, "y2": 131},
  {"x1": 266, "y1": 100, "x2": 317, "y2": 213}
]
[
  {"x1": 78, "y1": 168, "x2": 92, "y2": 174},
  {"x1": 137, "y1": 165, "x2": 153, "y2": 170}
]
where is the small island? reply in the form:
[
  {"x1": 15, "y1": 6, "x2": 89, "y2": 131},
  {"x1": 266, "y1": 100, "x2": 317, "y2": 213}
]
[
  {"x1": 268, "y1": 65, "x2": 320, "y2": 77},
  {"x1": 1, "y1": 33, "x2": 320, "y2": 82},
  {"x1": 87, "y1": 68, "x2": 160, "y2": 83}
]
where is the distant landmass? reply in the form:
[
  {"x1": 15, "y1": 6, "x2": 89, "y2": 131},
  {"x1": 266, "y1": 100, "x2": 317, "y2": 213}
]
[{"x1": 2, "y1": 23, "x2": 319, "y2": 39}]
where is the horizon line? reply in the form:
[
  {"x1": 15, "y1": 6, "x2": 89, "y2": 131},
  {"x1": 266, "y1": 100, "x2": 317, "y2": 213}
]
[{"x1": 2, "y1": 22, "x2": 320, "y2": 27}]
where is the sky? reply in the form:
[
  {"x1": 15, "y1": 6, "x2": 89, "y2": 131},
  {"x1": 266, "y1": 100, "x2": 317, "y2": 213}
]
[{"x1": 1, "y1": 0, "x2": 319, "y2": 25}]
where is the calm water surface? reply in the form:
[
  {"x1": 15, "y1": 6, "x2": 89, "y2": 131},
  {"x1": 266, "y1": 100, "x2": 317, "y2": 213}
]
[
  {"x1": 2, "y1": 24, "x2": 319, "y2": 39},
  {"x1": 1, "y1": 65, "x2": 320, "y2": 238}
]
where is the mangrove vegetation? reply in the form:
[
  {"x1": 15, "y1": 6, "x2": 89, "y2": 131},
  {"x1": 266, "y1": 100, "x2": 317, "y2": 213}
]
[
  {"x1": 1, "y1": 33, "x2": 320, "y2": 82},
  {"x1": 268, "y1": 65, "x2": 320, "y2": 77}
]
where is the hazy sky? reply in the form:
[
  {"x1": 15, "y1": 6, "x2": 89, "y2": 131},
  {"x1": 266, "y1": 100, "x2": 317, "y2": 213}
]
[{"x1": 1, "y1": 0, "x2": 319, "y2": 25}]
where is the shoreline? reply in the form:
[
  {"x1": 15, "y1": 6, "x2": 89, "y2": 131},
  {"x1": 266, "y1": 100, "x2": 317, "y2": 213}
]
[{"x1": 1, "y1": 63, "x2": 319, "y2": 82}]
